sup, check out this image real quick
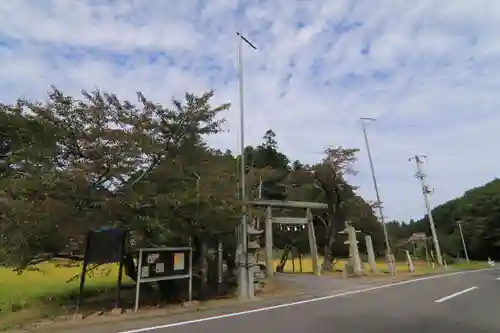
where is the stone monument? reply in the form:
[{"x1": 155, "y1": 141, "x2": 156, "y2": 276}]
[
  {"x1": 404, "y1": 250, "x2": 415, "y2": 273},
  {"x1": 340, "y1": 222, "x2": 363, "y2": 277},
  {"x1": 365, "y1": 235, "x2": 378, "y2": 273},
  {"x1": 386, "y1": 253, "x2": 397, "y2": 275}
]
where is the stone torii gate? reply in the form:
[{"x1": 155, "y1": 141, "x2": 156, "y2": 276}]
[{"x1": 247, "y1": 200, "x2": 327, "y2": 278}]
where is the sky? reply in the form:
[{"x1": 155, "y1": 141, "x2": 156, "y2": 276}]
[{"x1": 0, "y1": 0, "x2": 499, "y2": 222}]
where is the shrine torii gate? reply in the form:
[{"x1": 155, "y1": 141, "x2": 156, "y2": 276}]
[{"x1": 247, "y1": 199, "x2": 327, "y2": 278}]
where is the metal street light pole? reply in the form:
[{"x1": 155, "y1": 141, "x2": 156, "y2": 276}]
[
  {"x1": 236, "y1": 31, "x2": 257, "y2": 299},
  {"x1": 359, "y1": 117, "x2": 394, "y2": 269},
  {"x1": 409, "y1": 155, "x2": 443, "y2": 266},
  {"x1": 193, "y1": 172, "x2": 200, "y2": 224},
  {"x1": 456, "y1": 220, "x2": 470, "y2": 264}
]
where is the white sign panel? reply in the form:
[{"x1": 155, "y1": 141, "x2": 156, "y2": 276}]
[
  {"x1": 141, "y1": 266, "x2": 149, "y2": 278},
  {"x1": 174, "y1": 253, "x2": 185, "y2": 270},
  {"x1": 155, "y1": 262, "x2": 165, "y2": 274},
  {"x1": 147, "y1": 253, "x2": 160, "y2": 264}
]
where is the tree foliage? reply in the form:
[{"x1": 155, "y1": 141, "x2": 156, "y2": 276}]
[
  {"x1": 388, "y1": 178, "x2": 500, "y2": 261},
  {"x1": 0, "y1": 87, "x2": 234, "y2": 267},
  {"x1": 0, "y1": 87, "x2": 393, "y2": 281}
]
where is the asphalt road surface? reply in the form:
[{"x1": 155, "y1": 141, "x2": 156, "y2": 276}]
[{"x1": 63, "y1": 268, "x2": 500, "y2": 333}]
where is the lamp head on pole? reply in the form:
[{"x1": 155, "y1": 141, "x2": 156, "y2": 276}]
[
  {"x1": 236, "y1": 32, "x2": 258, "y2": 50},
  {"x1": 360, "y1": 117, "x2": 376, "y2": 122}
]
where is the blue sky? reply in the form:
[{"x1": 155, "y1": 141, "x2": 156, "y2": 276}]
[{"x1": 1, "y1": 0, "x2": 499, "y2": 222}]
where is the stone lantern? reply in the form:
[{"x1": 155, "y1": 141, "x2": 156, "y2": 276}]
[{"x1": 247, "y1": 224, "x2": 264, "y2": 293}]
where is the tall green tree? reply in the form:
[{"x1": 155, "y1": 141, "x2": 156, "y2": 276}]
[
  {"x1": 250, "y1": 129, "x2": 290, "y2": 171},
  {"x1": 312, "y1": 146, "x2": 359, "y2": 271},
  {"x1": 0, "y1": 87, "x2": 234, "y2": 269}
]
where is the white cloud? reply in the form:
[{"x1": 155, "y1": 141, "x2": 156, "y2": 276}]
[{"x1": 0, "y1": 0, "x2": 499, "y2": 222}]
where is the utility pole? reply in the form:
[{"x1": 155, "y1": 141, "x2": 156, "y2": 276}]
[
  {"x1": 236, "y1": 31, "x2": 257, "y2": 299},
  {"x1": 456, "y1": 220, "x2": 470, "y2": 264},
  {"x1": 409, "y1": 155, "x2": 443, "y2": 266},
  {"x1": 359, "y1": 118, "x2": 394, "y2": 273}
]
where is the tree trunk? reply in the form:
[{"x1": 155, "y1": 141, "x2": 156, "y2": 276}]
[
  {"x1": 321, "y1": 223, "x2": 336, "y2": 272},
  {"x1": 321, "y1": 208, "x2": 337, "y2": 272},
  {"x1": 321, "y1": 198, "x2": 343, "y2": 272},
  {"x1": 316, "y1": 180, "x2": 351, "y2": 273}
]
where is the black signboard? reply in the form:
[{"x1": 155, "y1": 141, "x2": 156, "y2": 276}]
[
  {"x1": 138, "y1": 248, "x2": 191, "y2": 281},
  {"x1": 85, "y1": 227, "x2": 128, "y2": 264},
  {"x1": 77, "y1": 227, "x2": 128, "y2": 312}
]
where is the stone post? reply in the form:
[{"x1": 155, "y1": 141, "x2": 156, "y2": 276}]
[
  {"x1": 340, "y1": 223, "x2": 363, "y2": 277},
  {"x1": 365, "y1": 235, "x2": 378, "y2": 273},
  {"x1": 404, "y1": 250, "x2": 415, "y2": 273},
  {"x1": 348, "y1": 225, "x2": 363, "y2": 275}
]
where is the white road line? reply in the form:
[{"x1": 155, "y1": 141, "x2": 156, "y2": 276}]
[
  {"x1": 434, "y1": 286, "x2": 478, "y2": 303},
  {"x1": 495, "y1": 277, "x2": 500, "y2": 280},
  {"x1": 118, "y1": 268, "x2": 492, "y2": 333}
]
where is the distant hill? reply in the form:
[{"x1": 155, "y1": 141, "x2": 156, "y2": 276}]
[{"x1": 389, "y1": 178, "x2": 500, "y2": 260}]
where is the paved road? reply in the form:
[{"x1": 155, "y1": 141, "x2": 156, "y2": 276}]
[
  {"x1": 61, "y1": 269, "x2": 500, "y2": 333},
  {"x1": 274, "y1": 271, "x2": 412, "y2": 296}
]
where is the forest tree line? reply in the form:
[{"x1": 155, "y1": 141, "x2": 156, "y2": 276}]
[{"x1": 387, "y1": 178, "x2": 500, "y2": 261}]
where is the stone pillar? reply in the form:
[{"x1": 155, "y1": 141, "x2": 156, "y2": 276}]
[
  {"x1": 347, "y1": 225, "x2": 363, "y2": 275},
  {"x1": 404, "y1": 250, "x2": 415, "y2": 273},
  {"x1": 386, "y1": 253, "x2": 397, "y2": 275},
  {"x1": 265, "y1": 205, "x2": 274, "y2": 278},
  {"x1": 341, "y1": 223, "x2": 363, "y2": 277},
  {"x1": 365, "y1": 235, "x2": 378, "y2": 273},
  {"x1": 306, "y1": 208, "x2": 320, "y2": 276}
]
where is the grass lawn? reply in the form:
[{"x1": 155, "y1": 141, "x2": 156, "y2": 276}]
[
  {"x1": 272, "y1": 257, "x2": 416, "y2": 274},
  {"x1": 273, "y1": 257, "x2": 490, "y2": 275},
  {"x1": 0, "y1": 260, "x2": 133, "y2": 330},
  {"x1": 450, "y1": 261, "x2": 491, "y2": 270}
]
